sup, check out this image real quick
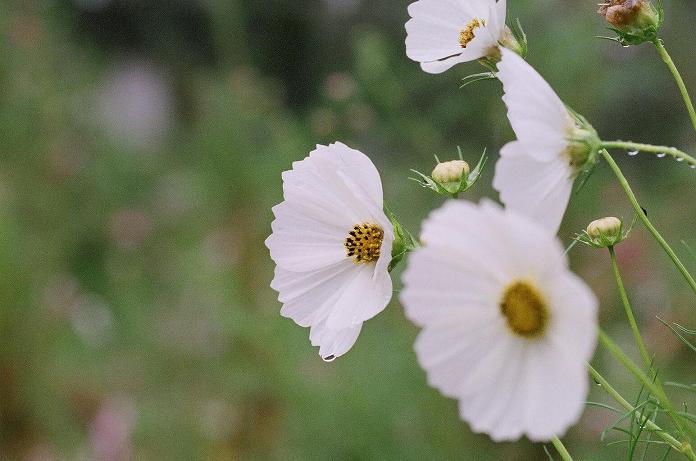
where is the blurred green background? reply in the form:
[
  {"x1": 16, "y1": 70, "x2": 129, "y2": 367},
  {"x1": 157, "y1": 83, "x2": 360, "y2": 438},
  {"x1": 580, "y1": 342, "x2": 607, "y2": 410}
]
[{"x1": 0, "y1": 0, "x2": 695, "y2": 459}]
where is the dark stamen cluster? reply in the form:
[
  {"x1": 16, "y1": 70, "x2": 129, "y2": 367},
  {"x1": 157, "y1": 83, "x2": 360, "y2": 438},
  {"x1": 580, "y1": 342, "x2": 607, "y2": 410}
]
[{"x1": 344, "y1": 223, "x2": 384, "y2": 264}]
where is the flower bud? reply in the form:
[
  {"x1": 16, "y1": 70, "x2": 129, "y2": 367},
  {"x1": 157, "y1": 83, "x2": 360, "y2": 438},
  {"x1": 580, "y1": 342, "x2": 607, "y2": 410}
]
[
  {"x1": 499, "y1": 27, "x2": 526, "y2": 58},
  {"x1": 586, "y1": 217, "x2": 624, "y2": 247},
  {"x1": 597, "y1": 0, "x2": 661, "y2": 44},
  {"x1": 565, "y1": 124, "x2": 601, "y2": 169},
  {"x1": 432, "y1": 160, "x2": 470, "y2": 185},
  {"x1": 411, "y1": 150, "x2": 486, "y2": 197},
  {"x1": 587, "y1": 217, "x2": 621, "y2": 238}
]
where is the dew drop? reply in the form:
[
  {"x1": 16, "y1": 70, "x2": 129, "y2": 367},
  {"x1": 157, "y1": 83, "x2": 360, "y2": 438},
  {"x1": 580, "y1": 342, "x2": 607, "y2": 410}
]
[
  {"x1": 322, "y1": 355, "x2": 336, "y2": 362},
  {"x1": 676, "y1": 157, "x2": 685, "y2": 162},
  {"x1": 690, "y1": 165, "x2": 696, "y2": 170},
  {"x1": 628, "y1": 150, "x2": 639, "y2": 157},
  {"x1": 657, "y1": 153, "x2": 667, "y2": 158}
]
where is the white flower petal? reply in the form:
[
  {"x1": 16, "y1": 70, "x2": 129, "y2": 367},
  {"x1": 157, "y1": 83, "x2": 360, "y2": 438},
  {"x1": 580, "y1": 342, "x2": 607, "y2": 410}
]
[
  {"x1": 310, "y1": 142, "x2": 385, "y2": 217},
  {"x1": 325, "y1": 261, "x2": 393, "y2": 330},
  {"x1": 497, "y1": 48, "x2": 573, "y2": 162},
  {"x1": 457, "y1": 337, "x2": 524, "y2": 439},
  {"x1": 545, "y1": 272, "x2": 599, "y2": 364},
  {"x1": 462, "y1": 342, "x2": 526, "y2": 441},
  {"x1": 405, "y1": 15, "x2": 466, "y2": 63},
  {"x1": 523, "y1": 343, "x2": 589, "y2": 441},
  {"x1": 413, "y1": 317, "x2": 504, "y2": 398},
  {"x1": 309, "y1": 319, "x2": 363, "y2": 360},
  {"x1": 490, "y1": 0, "x2": 508, "y2": 38},
  {"x1": 401, "y1": 247, "x2": 503, "y2": 327},
  {"x1": 272, "y1": 263, "x2": 354, "y2": 327},
  {"x1": 266, "y1": 229, "x2": 346, "y2": 273},
  {"x1": 493, "y1": 141, "x2": 575, "y2": 234}
]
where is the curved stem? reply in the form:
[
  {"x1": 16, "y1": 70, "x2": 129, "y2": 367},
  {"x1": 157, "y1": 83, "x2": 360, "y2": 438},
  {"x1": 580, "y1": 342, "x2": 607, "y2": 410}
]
[
  {"x1": 598, "y1": 330, "x2": 693, "y2": 440},
  {"x1": 601, "y1": 141, "x2": 696, "y2": 167},
  {"x1": 601, "y1": 150, "x2": 696, "y2": 297},
  {"x1": 588, "y1": 365, "x2": 696, "y2": 461},
  {"x1": 608, "y1": 246, "x2": 652, "y2": 368},
  {"x1": 653, "y1": 39, "x2": 696, "y2": 137},
  {"x1": 550, "y1": 436, "x2": 574, "y2": 461}
]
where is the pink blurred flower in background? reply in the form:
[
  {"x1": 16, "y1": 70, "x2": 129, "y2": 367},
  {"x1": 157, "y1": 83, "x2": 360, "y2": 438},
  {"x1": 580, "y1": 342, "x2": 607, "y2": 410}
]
[
  {"x1": 95, "y1": 59, "x2": 173, "y2": 151},
  {"x1": 89, "y1": 397, "x2": 137, "y2": 461}
]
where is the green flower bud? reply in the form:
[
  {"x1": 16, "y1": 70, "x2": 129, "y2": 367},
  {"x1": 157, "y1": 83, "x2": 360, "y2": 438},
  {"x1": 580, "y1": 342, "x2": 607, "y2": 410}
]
[{"x1": 498, "y1": 26, "x2": 526, "y2": 58}]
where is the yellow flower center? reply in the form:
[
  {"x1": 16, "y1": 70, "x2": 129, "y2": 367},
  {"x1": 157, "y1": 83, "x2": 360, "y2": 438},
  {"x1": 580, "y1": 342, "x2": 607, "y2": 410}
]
[
  {"x1": 500, "y1": 281, "x2": 549, "y2": 338},
  {"x1": 459, "y1": 18, "x2": 485, "y2": 48},
  {"x1": 344, "y1": 223, "x2": 384, "y2": 265}
]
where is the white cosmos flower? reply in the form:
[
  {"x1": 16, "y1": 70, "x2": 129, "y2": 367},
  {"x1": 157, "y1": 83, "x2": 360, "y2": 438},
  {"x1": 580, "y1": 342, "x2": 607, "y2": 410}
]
[
  {"x1": 405, "y1": 0, "x2": 508, "y2": 74},
  {"x1": 493, "y1": 48, "x2": 598, "y2": 233},
  {"x1": 400, "y1": 200, "x2": 598, "y2": 442},
  {"x1": 266, "y1": 142, "x2": 394, "y2": 361}
]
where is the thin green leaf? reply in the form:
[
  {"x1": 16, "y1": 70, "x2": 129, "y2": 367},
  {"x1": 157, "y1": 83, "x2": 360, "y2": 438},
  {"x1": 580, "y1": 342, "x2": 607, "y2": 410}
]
[
  {"x1": 564, "y1": 238, "x2": 579, "y2": 255},
  {"x1": 542, "y1": 445, "x2": 555, "y2": 461},
  {"x1": 664, "y1": 382, "x2": 696, "y2": 393},
  {"x1": 657, "y1": 317, "x2": 696, "y2": 353},
  {"x1": 673, "y1": 322, "x2": 696, "y2": 335},
  {"x1": 459, "y1": 72, "x2": 495, "y2": 89},
  {"x1": 659, "y1": 446, "x2": 672, "y2": 461},
  {"x1": 676, "y1": 411, "x2": 696, "y2": 424},
  {"x1": 682, "y1": 240, "x2": 696, "y2": 261},
  {"x1": 587, "y1": 401, "x2": 622, "y2": 413},
  {"x1": 606, "y1": 440, "x2": 671, "y2": 447},
  {"x1": 639, "y1": 406, "x2": 658, "y2": 461}
]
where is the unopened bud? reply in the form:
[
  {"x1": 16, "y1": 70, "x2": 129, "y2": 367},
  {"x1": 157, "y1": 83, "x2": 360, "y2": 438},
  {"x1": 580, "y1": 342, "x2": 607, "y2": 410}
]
[
  {"x1": 587, "y1": 217, "x2": 623, "y2": 241},
  {"x1": 412, "y1": 151, "x2": 486, "y2": 197},
  {"x1": 565, "y1": 125, "x2": 601, "y2": 169},
  {"x1": 499, "y1": 27, "x2": 526, "y2": 58},
  {"x1": 597, "y1": 0, "x2": 660, "y2": 35},
  {"x1": 432, "y1": 160, "x2": 470, "y2": 185}
]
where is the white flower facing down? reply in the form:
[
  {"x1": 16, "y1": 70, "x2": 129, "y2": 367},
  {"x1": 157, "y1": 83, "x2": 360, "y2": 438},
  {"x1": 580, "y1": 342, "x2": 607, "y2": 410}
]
[
  {"x1": 400, "y1": 200, "x2": 598, "y2": 441},
  {"x1": 405, "y1": 0, "x2": 508, "y2": 74},
  {"x1": 266, "y1": 142, "x2": 394, "y2": 361},
  {"x1": 493, "y1": 48, "x2": 595, "y2": 234}
]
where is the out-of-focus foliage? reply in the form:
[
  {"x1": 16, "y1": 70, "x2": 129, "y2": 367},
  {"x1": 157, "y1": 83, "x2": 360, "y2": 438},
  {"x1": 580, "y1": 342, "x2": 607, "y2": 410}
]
[{"x1": 0, "y1": 0, "x2": 694, "y2": 459}]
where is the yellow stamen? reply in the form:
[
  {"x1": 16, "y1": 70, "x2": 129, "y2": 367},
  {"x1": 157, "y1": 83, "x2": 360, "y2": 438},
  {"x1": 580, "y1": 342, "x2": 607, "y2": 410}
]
[
  {"x1": 344, "y1": 223, "x2": 384, "y2": 265},
  {"x1": 459, "y1": 18, "x2": 485, "y2": 48},
  {"x1": 500, "y1": 281, "x2": 549, "y2": 338}
]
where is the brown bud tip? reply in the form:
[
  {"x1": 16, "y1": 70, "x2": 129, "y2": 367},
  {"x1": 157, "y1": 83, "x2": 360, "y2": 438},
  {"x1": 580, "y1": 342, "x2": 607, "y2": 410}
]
[{"x1": 597, "y1": 0, "x2": 658, "y2": 30}]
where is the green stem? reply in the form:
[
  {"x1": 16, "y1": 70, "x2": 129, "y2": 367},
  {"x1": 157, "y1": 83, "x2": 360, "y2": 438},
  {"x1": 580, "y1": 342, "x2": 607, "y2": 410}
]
[
  {"x1": 607, "y1": 247, "x2": 687, "y2": 440},
  {"x1": 600, "y1": 150, "x2": 696, "y2": 297},
  {"x1": 598, "y1": 330, "x2": 693, "y2": 439},
  {"x1": 550, "y1": 436, "x2": 574, "y2": 461},
  {"x1": 653, "y1": 39, "x2": 696, "y2": 137},
  {"x1": 608, "y1": 246, "x2": 652, "y2": 368},
  {"x1": 601, "y1": 141, "x2": 696, "y2": 167},
  {"x1": 588, "y1": 365, "x2": 696, "y2": 460}
]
